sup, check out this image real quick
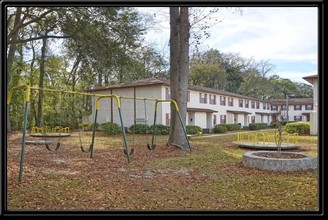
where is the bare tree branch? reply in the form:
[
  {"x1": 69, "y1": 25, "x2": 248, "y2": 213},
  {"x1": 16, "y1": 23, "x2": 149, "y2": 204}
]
[
  {"x1": 8, "y1": 35, "x2": 70, "y2": 44},
  {"x1": 7, "y1": 8, "x2": 56, "y2": 40}
]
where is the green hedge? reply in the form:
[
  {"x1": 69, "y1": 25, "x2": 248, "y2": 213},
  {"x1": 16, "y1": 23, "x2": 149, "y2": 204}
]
[
  {"x1": 100, "y1": 122, "x2": 121, "y2": 135},
  {"x1": 79, "y1": 123, "x2": 99, "y2": 131},
  {"x1": 214, "y1": 125, "x2": 228, "y2": 133},
  {"x1": 186, "y1": 125, "x2": 202, "y2": 134},
  {"x1": 213, "y1": 124, "x2": 240, "y2": 133},
  {"x1": 149, "y1": 124, "x2": 170, "y2": 135},
  {"x1": 249, "y1": 123, "x2": 268, "y2": 130},
  {"x1": 224, "y1": 123, "x2": 241, "y2": 131},
  {"x1": 129, "y1": 124, "x2": 150, "y2": 134},
  {"x1": 284, "y1": 122, "x2": 310, "y2": 135}
]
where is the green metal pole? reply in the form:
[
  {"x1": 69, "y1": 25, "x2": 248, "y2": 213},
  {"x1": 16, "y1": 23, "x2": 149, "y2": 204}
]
[
  {"x1": 177, "y1": 111, "x2": 192, "y2": 152},
  {"x1": 151, "y1": 102, "x2": 158, "y2": 149},
  {"x1": 90, "y1": 109, "x2": 98, "y2": 158},
  {"x1": 18, "y1": 101, "x2": 29, "y2": 183},
  {"x1": 118, "y1": 107, "x2": 131, "y2": 163}
]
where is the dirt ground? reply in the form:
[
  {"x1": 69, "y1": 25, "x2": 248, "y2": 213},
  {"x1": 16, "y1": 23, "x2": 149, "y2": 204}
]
[
  {"x1": 6, "y1": 131, "x2": 210, "y2": 210},
  {"x1": 6, "y1": 131, "x2": 318, "y2": 212}
]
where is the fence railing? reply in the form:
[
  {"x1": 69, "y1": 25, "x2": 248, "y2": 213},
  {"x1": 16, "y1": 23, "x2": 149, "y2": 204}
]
[{"x1": 237, "y1": 131, "x2": 299, "y2": 146}]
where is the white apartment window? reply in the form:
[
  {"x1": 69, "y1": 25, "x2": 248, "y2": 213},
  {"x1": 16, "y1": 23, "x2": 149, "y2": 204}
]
[
  {"x1": 294, "y1": 105, "x2": 302, "y2": 110},
  {"x1": 305, "y1": 104, "x2": 313, "y2": 110},
  {"x1": 228, "y1": 97, "x2": 234, "y2": 106},
  {"x1": 256, "y1": 102, "x2": 260, "y2": 109},
  {"x1": 187, "y1": 91, "x2": 190, "y2": 102},
  {"x1": 220, "y1": 115, "x2": 226, "y2": 124},
  {"x1": 165, "y1": 87, "x2": 171, "y2": 99},
  {"x1": 220, "y1": 96, "x2": 226, "y2": 106},
  {"x1": 199, "y1": 93, "x2": 207, "y2": 104},
  {"x1": 251, "y1": 101, "x2": 255, "y2": 109},
  {"x1": 294, "y1": 115, "x2": 302, "y2": 121},
  {"x1": 271, "y1": 105, "x2": 277, "y2": 110},
  {"x1": 209, "y1": 94, "x2": 216, "y2": 105},
  {"x1": 263, "y1": 103, "x2": 266, "y2": 110},
  {"x1": 245, "y1": 100, "x2": 249, "y2": 108},
  {"x1": 239, "y1": 99, "x2": 243, "y2": 107}
]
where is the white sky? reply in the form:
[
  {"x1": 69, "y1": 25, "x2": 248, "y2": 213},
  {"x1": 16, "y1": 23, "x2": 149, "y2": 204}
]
[{"x1": 138, "y1": 7, "x2": 318, "y2": 84}]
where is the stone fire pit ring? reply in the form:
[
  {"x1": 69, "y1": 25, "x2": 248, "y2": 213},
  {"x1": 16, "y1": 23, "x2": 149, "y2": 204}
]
[{"x1": 243, "y1": 151, "x2": 317, "y2": 172}]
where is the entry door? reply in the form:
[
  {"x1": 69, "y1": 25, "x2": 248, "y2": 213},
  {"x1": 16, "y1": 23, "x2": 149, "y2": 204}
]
[
  {"x1": 234, "y1": 113, "x2": 238, "y2": 124},
  {"x1": 188, "y1": 112, "x2": 195, "y2": 125}
]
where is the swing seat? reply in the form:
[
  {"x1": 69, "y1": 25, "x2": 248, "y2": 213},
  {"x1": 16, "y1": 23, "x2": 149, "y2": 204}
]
[
  {"x1": 147, "y1": 144, "x2": 156, "y2": 150},
  {"x1": 30, "y1": 133, "x2": 70, "y2": 137},
  {"x1": 123, "y1": 148, "x2": 134, "y2": 156},
  {"x1": 25, "y1": 140, "x2": 52, "y2": 145},
  {"x1": 136, "y1": 118, "x2": 147, "y2": 123}
]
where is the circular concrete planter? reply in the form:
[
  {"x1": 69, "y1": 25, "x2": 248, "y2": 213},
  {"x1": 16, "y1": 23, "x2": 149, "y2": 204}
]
[{"x1": 243, "y1": 151, "x2": 317, "y2": 172}]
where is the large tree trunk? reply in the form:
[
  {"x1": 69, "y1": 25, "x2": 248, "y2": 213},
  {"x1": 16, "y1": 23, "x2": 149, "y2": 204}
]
[
  {"x1": 37, "y1": 36, "x2": 47, "y2": 127},
  {"x1": 168, "y1": 7, "x2": 190, "y2": 149},
  {"x1": 7, "y1": 7, "x2": 23, "y2": 132},
  {"x1": 28, "y1": 41, "x2": 36, "y2": 128}
]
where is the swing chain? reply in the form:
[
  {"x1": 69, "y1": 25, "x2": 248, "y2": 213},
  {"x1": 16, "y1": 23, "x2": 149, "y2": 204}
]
[{"x1": 44, "y1": 91, "x2": 65, "y2": 152}]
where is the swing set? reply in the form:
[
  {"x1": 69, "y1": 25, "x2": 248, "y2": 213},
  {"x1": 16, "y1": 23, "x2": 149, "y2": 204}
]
[
  {"x1": 7, "y1": 85, "x2": 191, "y2": 183},
  {"x1": 29, "y1": 91, "x2": 71, "y2": 151}
]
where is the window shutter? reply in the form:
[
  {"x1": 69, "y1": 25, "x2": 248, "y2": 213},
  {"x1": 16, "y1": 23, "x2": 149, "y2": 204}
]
[{"x1": 166, "y1": 113, "x2": 170, "y2": 126}]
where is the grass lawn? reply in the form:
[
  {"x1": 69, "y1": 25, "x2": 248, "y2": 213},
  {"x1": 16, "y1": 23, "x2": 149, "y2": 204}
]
[{"x1": 6, "y1": 130, "x2": 319, "y2": 212}]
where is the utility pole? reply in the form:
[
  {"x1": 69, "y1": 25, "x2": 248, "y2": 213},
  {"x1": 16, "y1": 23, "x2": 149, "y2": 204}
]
[
  {"x1": 286, "y1": 94, "x2": 294, "y2": 123},
  {"x1": 286, "y1": 94, "x2": 289, "y2": 123}
]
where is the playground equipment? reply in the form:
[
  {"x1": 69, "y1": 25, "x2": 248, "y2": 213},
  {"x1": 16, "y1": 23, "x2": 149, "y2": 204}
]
[
  {"x1": 30, "y1": 126, "x2": 70, "y2": 151},
  {"x1": 235, "y1": 131, "x2": 300, "y2": 150},
  {"x1": 31, "y1": 126, "x2": 70, "y2": 136},
  {"x1": 136, "y1": 98, "x2": 152, "y2": 151},
  {"x1": 7, "y1": 85, "x2": 124, "y2": 182},
  {"x1": 8, "y1": 85, "x2": 191, "y2": 182},
  {"x1": 119, "y1": 95, "x2": 192, "y2": 152}
]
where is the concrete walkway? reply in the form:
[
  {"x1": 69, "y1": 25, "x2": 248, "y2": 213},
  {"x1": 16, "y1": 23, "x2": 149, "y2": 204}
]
[{"x1": 190, "y1": 128, "x2": 277, "y2": 139}]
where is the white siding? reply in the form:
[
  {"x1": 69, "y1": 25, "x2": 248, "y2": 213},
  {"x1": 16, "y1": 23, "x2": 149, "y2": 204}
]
[
  {"x1": 89, "y1": 81, "x2": 312, "y2": 132},
  {"x1": 312, "y1": 79, "x2": 318, "y2": 135},
  {"x1": 194, "y1": 112, "x2": 207, "y2": 128},
  {"x1": 160, "y1": 86, "x2": 172, "y2": 125},
  {"x1": 91, "y1": 86, "x2": 163, "y2": 128}
]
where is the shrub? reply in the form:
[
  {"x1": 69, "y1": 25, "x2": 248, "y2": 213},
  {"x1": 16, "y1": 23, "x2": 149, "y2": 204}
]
[
  {"x1": 149, "y1": 124, "x2": 170, "y2": 135},
  {"x1": 284, "y1": 122, "x2": 310, "y2": 135},
  {"x1": 249, "y1": 123, "x2": 268, "y2": 130},
  {"x1": 281, "y1": 121, "x2": 289, "y2": 126},
  {"x1": 214, "y1": 125, "x2": 227, "y2": 133},
  {"x1": 269, "y1": 123, "x2": 276, "y2": 128},
  {"x1": 224, "y1": 123, "x2": 241, "y2": 131},
  {"x1": 129, "y1": 124, "x2": 150, "y2": 134},
  {"x1": 100, "y1": 122, "x2": 121, "y2": 135},
  {"x1": 79, "y1": 123, "x2": 99, "y2": 131},
  {"x1": 186, "y1": 125, "x2": 202, "y2": 135}
]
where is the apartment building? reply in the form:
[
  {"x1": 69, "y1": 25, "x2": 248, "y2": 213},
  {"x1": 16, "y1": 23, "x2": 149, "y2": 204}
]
[
  {"x1": 87, "y1": 78, "x2": 313, "y2": 131},
  {"x1": 269, "y1": 98, "x2": 313, "y2": 123},
  {"x1": 303, "y1": 74, "x2": 318, "y2": 135}
]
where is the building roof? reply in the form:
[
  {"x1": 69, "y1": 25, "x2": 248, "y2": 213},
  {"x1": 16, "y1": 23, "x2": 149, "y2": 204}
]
[
  {"x1": 255, "y1": 112, "x2": 271, "y2": 115},
  {"x1": 302, "y1": 74, "x2": 318, "y2": 85},
  {"x1": 226, "y1": 110, "x2": 252, "y2": 115},
  {"x1": 87, "y1": 78, "x2": 168, "y2": 92},
  {"x1": 270, "y1": 98, "x2": 313, "y2": 105},
  {"x1": 187, "y1": 108, "x2": 218, "y2": 113},
  {"x1": 87, "y1": 78, "x2": 269, "y2": 102},
  {"x1": 87, "y1": 78, "x2": 313, "y2": 105}
]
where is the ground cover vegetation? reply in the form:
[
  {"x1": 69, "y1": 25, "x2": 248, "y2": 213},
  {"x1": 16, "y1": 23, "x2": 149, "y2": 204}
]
[{"x1": 7, "y1": 131, "x2": 318, "y2": 211}]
